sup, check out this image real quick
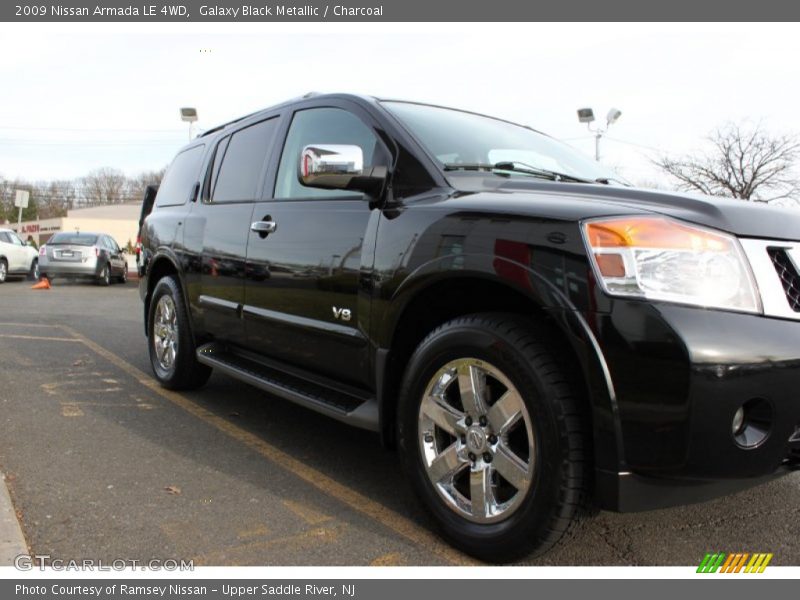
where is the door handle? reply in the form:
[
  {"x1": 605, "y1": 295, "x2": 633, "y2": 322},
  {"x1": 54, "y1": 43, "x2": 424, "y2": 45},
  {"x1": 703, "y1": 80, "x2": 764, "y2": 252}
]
[{"x1": 250, "y1": 220, "x2": 277, "y2": 235}]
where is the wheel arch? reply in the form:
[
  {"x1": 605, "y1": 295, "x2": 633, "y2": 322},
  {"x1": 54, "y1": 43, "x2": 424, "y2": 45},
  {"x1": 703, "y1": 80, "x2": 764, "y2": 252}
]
[
  {"x1": 143, "y1": 250, "x2": 193, "y2": 341},
  {"x1": 376, "y1": 261, "x2": 624, "y2": 476}
]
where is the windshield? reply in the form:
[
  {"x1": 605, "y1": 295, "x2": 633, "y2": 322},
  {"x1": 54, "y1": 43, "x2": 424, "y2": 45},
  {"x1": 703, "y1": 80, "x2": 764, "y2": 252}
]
[
  {"x1": 49, "y1": 233, "x2": 98, "y2": 246},
  {"x1": 382, "y1": 101, "x2": 619, "y2": 182}
]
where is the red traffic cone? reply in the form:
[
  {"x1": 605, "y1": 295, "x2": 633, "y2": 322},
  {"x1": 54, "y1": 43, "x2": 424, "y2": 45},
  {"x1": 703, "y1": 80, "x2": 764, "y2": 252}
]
[{"x1": 31, "y1": 277, "x2": 51, "y2": 290}]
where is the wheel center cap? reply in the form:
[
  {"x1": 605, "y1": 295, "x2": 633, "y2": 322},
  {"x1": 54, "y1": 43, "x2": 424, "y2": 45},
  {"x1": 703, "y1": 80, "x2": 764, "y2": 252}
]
[{"x1": 465, "y1": 426, "x2": 487, "y2": 453}]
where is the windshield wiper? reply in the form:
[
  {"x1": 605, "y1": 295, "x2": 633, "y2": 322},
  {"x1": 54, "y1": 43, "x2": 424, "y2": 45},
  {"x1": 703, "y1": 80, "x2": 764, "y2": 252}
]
[{"x1": 442, "y1": 161, "x2": 592, "y2": 183}]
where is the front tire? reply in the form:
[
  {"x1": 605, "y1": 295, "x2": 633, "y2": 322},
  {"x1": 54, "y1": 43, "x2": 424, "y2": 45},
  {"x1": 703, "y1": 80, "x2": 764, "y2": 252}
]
[
  {"x1": 397, "y1": 313, "x2": 590, "y2": 563},
  {"x1": 147, "y1": 276, "x2": 211, "y2": 390},
  {"x1": 28, "y1": 259, "x2": 39, "y2": 281},
  {"x1": 0, "y1": 259, "x2": 7, "y2": 283}
]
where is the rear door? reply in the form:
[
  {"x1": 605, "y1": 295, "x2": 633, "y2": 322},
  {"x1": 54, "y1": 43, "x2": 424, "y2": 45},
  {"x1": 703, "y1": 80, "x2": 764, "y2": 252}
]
[
  {"x1": 185, "y1": 115, "x2": 282, "y2": 348},
  {"x1": 242, "y1": 104, "x2": 388, "y2": 387}
]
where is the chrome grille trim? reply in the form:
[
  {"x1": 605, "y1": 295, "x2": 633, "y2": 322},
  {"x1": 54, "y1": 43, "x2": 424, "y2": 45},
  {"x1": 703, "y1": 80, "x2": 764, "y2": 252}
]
[{"x1": 741, "y1": 238, "x2": 800, "y2": 320}]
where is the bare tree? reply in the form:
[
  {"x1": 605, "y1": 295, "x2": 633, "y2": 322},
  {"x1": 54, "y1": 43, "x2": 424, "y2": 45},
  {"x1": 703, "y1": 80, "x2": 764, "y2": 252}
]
[
  {"x1": 33, "y1": 180, "x2": 77, "y2": 218},
  {"x1": 80, "y1": 167, "x2": 128, "y2": 206},
  {"x1": 654, "y1": 122, "x2": 800, "y2": 203},
  {"x1": 126, "y1": 167, "x2": 166, "y2": 202}
]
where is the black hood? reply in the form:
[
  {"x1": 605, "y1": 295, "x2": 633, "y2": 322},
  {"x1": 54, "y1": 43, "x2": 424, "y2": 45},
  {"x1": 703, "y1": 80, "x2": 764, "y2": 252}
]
[{"x1": 447, "y1": 174, "x2": 800, "y2": 241}]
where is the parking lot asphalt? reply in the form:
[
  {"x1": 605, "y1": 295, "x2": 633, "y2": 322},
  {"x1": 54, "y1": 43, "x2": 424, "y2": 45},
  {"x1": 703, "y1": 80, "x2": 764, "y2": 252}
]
[{"x1": 0, "y1": 276, "x2": 798, "y2": 567}]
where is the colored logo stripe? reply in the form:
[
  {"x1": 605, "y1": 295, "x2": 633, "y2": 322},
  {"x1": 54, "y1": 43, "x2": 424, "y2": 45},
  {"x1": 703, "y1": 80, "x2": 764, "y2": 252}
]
[
  {"x1": 697, "y1": 553, "x2": 726, "y2": 573},
  {"x1": 697, "y1": 552, "x2": 773, "y2": 573}
]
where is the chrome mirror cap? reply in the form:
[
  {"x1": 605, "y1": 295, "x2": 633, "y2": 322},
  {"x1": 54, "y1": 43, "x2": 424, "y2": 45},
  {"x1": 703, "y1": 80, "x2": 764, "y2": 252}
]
[{"x1": 299, "y1": 144, "x2": 364, "y2": 190}]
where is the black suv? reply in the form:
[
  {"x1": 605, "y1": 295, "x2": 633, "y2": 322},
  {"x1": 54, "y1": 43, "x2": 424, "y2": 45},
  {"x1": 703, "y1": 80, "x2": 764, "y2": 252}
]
[{"x1": 140, "y1": 93, "x2": 800, "y2": 562}]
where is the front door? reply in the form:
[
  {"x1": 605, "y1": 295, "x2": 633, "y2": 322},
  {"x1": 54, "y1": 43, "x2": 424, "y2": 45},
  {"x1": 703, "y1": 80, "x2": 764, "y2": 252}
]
[{"x1": 243, "y1": 106, "x2": 387, "y2": 388}]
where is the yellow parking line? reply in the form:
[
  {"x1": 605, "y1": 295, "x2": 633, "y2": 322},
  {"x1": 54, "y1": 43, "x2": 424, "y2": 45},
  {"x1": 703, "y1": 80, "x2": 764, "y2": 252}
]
[
  {"x1": 0, "y1": 333, "x2": 81, "y2": 343},
  {"x1": 370, "y1": 552, "x2": 407, "y2": 566},
  {"x1": 57, "y1": 325, "x2": 478, "y2": 566},
  {"x1": 282, "y1": 499, "x2": 333, "y2": 525},
  {"x1": 195, "y1": 523, "x2": 347, "y2": 566}
]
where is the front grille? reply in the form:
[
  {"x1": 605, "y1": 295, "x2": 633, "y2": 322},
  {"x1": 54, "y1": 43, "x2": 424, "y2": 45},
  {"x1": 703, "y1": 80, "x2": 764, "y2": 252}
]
[{"x1": 767, "y1": 248, "x2": 800, "y2": 312}]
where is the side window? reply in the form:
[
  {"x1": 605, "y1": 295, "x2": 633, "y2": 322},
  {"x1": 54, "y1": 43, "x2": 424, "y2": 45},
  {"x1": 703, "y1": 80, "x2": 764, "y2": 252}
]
[
  {"x1": 212, "y1": 118, "x2": 278, "y2": 203},
  {"x1": 0, "y1": 232, "x2": 10, "y2": 243},
  {"x1": 275, "y1": 108, "x2": 382, "y2": 200},
  {"x1": 156, "y1": 144, "x2": 205, "y2": 207}
]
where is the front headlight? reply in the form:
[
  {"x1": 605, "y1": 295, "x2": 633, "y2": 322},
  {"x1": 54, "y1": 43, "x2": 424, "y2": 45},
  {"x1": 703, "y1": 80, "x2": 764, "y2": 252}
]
[{"x1": 582, "y1": 216, "x2": 761, "y2": 314}]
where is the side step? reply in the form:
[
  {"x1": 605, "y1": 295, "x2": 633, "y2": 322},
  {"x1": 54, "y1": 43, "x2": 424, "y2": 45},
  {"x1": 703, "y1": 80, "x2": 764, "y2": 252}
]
[{"x1": 196, "y1": 343, "x2": 379, "y2": 431}]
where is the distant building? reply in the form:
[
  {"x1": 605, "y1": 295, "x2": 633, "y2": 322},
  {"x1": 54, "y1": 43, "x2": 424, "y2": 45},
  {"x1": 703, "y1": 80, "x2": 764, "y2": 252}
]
[{"x1": 9, "y1": 202, "x2": 140, "y2": 249}]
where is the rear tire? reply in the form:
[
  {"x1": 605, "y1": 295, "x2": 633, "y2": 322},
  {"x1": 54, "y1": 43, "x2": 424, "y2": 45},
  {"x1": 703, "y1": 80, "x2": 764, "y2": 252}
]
[
  {"x1": 97, "y1": 263, "x2": 111, "y2": 286},
  {"x1": 147, "y1": 276, "x2": 212, "y2": 390},
  {"x1": 397, "y1": 313, "x2": 590, "y2": 563},
  {"x1": 0, "y1": 259, "x2": 7, "y2": 283}
]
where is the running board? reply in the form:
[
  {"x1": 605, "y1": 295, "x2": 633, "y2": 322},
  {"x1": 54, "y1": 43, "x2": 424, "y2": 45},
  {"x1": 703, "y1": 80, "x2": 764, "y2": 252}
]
[{"x1": 195, "y1": 343, "x2": 379, "y2": 432}]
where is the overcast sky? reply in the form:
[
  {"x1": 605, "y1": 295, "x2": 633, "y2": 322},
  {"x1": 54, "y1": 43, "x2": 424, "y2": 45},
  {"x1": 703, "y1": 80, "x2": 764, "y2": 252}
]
[{"x1": 0, "y1": 22, "x2": 798, "y2": 188}]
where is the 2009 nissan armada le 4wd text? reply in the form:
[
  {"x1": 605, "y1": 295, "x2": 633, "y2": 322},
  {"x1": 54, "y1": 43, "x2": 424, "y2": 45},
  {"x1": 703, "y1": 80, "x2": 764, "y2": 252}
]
[{"x1": 140, "y1": 93, "x2": 800, "y2": 562}]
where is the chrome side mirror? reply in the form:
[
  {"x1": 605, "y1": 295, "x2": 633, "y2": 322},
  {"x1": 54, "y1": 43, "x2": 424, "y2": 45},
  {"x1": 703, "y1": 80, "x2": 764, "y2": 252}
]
[{"x1": 299, "y1": 144, "x2": 387, "y2": 194}]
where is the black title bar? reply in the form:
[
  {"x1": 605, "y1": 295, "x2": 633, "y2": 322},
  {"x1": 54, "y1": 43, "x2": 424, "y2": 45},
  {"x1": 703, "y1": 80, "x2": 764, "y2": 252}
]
[{"x1": 4, "y1": 0, "x2": 800, "y2": 22}]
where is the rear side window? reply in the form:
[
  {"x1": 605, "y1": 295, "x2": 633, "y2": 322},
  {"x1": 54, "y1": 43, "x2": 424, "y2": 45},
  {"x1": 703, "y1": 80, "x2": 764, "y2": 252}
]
[
  {"x1": 0, "y1": 232, "x2": 10, "y2": 243},
  {"x1": 212, "y1": 118, "x2": 278, "y2": 203},
  {"x1": 156, "y1": 144, "x2": 205, "y2": 207}
]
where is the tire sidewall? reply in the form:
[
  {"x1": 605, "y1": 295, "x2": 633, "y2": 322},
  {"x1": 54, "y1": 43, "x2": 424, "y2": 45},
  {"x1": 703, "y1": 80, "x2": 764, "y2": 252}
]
[
  {"x1": 398, "y1": 320, "x2": 569, "y2": 557},
  {"x1": 0, "y1": 259, "x2": 6, "y2": 283}
]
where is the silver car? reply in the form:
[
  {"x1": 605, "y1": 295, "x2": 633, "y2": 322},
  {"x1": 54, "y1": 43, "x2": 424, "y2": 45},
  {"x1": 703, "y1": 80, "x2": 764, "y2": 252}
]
[{"x1": 39, "y1": 232, "x2": 128, "y2": 285}]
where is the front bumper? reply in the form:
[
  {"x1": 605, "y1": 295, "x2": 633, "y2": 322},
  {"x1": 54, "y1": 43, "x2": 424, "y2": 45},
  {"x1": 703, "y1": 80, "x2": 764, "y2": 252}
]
[{"x1": 593, "y1": 301, "x2": 800, "y2": 511}]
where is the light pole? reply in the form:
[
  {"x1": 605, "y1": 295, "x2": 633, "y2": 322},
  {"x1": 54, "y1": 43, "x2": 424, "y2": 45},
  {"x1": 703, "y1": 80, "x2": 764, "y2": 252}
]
[
  {"x1": 180, "y1": 107, "x2": 198, "y2": 141},
  {"x1": 577, "y1": 107, "x2": 622, "y2": 161}
]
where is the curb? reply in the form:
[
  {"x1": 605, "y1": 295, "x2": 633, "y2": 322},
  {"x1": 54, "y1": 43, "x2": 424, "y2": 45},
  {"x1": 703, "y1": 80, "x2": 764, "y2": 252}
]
[{"x1": 0, "y1": 472, "x2": 27, "y2": 566}]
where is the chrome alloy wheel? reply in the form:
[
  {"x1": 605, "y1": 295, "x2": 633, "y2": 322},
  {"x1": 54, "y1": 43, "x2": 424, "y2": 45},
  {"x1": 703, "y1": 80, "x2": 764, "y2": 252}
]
[
  {"x1": 418, "y1": 358, "x2": 535, "y2": 523},
  {"x1": 153, "y1": 295, "x2": 178, "y2": 371}
]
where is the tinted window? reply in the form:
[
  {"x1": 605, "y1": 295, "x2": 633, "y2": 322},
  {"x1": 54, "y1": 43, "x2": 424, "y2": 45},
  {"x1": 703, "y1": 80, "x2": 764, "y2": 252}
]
[
  {"x1": 275, "y1": 108, "x2": 381, "y2": 200},
  {"x1": 49, "y1": 233, "x2": 98, "y2": 246},
  {"x1": 212, "y1": 118, "x2": 278, "y2": 203},
  {"x1": 0, "y1": 232, "x2": 10, "y2": 243},
  {"x1": 156, "y1": 144, "x2": 205, "y2": 207}
]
